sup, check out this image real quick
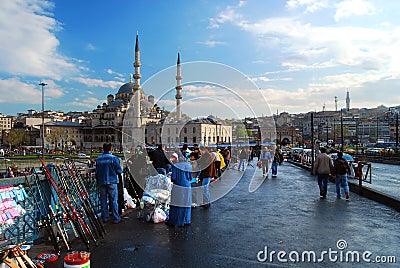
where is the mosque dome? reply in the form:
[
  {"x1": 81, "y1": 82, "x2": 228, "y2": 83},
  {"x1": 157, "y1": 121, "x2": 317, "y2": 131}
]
[
  {"x1": 117, "y1": 82, "x2": 134, "y2": 95},
  {"x1": 140, "y1": 99, "x2": 153, "y2": 109},
  {"x1": 148, "y1": 95, "x2": 155, "y2": 104}
]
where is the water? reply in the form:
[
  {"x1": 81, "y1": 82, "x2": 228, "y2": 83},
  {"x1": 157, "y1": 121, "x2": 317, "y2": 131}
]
[{"x1": 351, "y1": 162, "x2": 400, "y2": 199}]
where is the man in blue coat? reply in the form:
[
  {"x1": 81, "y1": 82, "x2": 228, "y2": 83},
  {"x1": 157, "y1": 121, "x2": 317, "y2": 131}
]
[{"x1": 95, "y1": 143, "x2": 123, "y2": 224}]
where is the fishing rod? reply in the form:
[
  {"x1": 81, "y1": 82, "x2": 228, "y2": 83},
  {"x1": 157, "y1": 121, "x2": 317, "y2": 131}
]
[
  {"x1": 52, "y1": 163, "x2": 102, "y2": 243},
  {"x1": 52, "y1": 157, "x2": 106, "y2": 234},
  {"x1": 24, "y1": 174, "x2": 62, "y2": 254},
  {"x1": 55, "y1": 163, "x2": 104, "y2": 240},
  {"x1": 51, "y1": 165, "x2": 95, "y2": 238},
  {"x1": 32, "y1": 167, "x2": 80, "y2": 241},
  {"x1": 33, "y1": 171, "x2": 72, "y2": 251},
  {"x1": 38, "y1": 157, "x2": 95, "y2": 249},
  {"x1": 64, "y1": 160, "x2": 106, "y2": 237}
]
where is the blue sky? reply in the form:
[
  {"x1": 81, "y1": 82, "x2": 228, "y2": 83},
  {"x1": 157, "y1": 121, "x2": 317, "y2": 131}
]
[{"x1": 1, "y1": 0, "x2": 400, "y2": 118}]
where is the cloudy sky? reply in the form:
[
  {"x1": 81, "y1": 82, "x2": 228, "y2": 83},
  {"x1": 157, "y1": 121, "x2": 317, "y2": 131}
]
[{"x1": 0, "y1": 0, "x2": 399, "y2": 118}]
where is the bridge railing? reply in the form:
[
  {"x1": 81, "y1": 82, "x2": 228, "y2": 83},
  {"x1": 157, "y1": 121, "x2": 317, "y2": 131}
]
[{"x1": 0, "y1": 172, "x2": 99, "y2": 246}]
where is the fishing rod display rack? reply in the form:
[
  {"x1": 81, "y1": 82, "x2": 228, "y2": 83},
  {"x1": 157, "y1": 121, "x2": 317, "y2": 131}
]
[{"x1": 0, "y1": 161, "x2": 100, "y2": 249}]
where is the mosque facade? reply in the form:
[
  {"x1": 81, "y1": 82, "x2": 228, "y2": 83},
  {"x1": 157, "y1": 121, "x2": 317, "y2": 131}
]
[{"x1": 42, "y1": 33, "x2": 231, "y2": 152}]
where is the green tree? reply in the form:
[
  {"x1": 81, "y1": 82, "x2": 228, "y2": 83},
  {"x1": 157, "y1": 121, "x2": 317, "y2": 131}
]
[
  {"x1": 5, "y1": 129, "x2": 26, "y2": 149},
  {"x1": 236, "y1": 125, "x2": 248, "y2": 139},
  {"x1": 246, "y1": 130, "x2": 253, "y2": 137}
]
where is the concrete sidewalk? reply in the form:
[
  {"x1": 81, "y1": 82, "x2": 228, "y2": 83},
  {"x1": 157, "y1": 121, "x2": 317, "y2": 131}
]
[{"x1": 28, "y1": 162, "x2": 400, "y2": 267}]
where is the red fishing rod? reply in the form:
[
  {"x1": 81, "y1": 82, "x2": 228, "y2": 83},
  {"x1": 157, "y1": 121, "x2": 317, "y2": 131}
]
[
  {"x1": 64, "y1": 160, "x2": 106, "y2": 238},
  {"x1": 55, "y1": 163, "x2": 104, "y2": 240},
  {"x1": 38, "y1": 157, "x2": 97, "y2": 248}
]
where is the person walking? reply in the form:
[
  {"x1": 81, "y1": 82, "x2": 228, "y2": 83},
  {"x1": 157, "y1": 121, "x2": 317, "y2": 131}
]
[
  {"x1": 260, "y1": 147, "x2": 272, "y2": 177},
  {"x1": 312, "y1": 147, "x2": 333, "y2": 199},
  {"x1": 223, "y1": 147, "x2": 231, "y2": 170},
  {"x1": 217, "y1": 149, "x2": 226, "y2": 174},
  {"x1": 271, "y1": 148, "x2": 284, "y2": 177},
  {"x1": 212, "y1": 149, "x2": 222, "y2": 177},
  {"x1": 189, "y1": 152, "x2": 200, "y2": 207},
  {"x1": 168, "y1": 152, "x2": 192, "y2": 227},
  {"x1": 198, "y1": 146, "x2": 216, "y2": 208},
  {"x1": 333, "y1": 151, "x2": 350, "y2": 200},
  {"x1": 238, "y1": 148, "x2": 248, "y2": 171},
  {"x1": 95, "y1": 142, "x2": 123, "y2": 224}
]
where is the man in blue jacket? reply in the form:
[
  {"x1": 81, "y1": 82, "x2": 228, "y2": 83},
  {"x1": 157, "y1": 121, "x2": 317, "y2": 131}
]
[{"x1": 95, "y1": 143, "x2": 123, "y2": 224}]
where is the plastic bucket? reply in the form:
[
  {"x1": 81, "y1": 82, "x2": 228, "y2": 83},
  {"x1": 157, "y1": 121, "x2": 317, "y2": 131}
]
[{"x1": 64, "y1": 252, "x2": 90, "y2": 268}]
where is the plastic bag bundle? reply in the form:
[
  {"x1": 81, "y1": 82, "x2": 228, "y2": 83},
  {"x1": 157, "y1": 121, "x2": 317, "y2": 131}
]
[
  {"x1": 152, "y1": 207, "x2": 166, "y2": 223},
  {"x1": 145, "y1": 174, "x2": 172, "y2": 192},
  {"x1": 123, "y1": 188, "x2": 136, "y2": 209}
]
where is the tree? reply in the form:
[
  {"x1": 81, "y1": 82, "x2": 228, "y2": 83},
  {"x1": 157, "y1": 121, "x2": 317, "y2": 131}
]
[
  {"x1": 166, "y1": 111, "x2": 191, "y2": 121},
  {"x1": 46, "y1": 128, "x2": 67, "y2": 151},
  {"x1": 236, "y1": 125, "x2": 248, "y2": 139},
  {"x1": 246, "y1": 130, "x2": 253, "y2": 138},
  {"x1": 5, "y1": 129, "x2": 26, "y2": 150}
]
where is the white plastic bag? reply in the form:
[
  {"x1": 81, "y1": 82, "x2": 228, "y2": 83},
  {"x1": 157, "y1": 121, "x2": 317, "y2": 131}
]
[
  {"x1": 152, "y1": 207, "x2": 166, "y2": 223},
  {"x1": 123, "y1": 188, "x2": 136, "y2": 209}
]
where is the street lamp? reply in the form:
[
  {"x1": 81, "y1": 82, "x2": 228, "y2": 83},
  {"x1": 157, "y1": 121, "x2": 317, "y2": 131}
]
[
  {"x1": 340, "y1": 109, "x2": 344, "y2": 152},
  {"x1": 39, "y1": 82, "x2": 47, "y2": 157}
]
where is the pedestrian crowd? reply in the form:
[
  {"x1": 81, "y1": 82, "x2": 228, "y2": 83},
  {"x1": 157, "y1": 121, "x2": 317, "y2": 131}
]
[{"x1": 95, "y1": 142, "x2": 284, "y2": 228}]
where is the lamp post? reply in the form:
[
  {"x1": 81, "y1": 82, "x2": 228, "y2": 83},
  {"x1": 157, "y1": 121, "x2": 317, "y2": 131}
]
[
  {"x1": 396, "y1": 113, "x2": 399, "y2": 152},
  {"x1": 340, "y1": 109, "x2": 344, "y2": 152},
  {"x1": 39, "y1": 82, "x2": 47, "y2": 157},
  {"x1": 325, "y1": 121, "x2": 329, "y2": 143},
  {"x1": 311, "y1": 112, "x2": 314, "y2": 174}
]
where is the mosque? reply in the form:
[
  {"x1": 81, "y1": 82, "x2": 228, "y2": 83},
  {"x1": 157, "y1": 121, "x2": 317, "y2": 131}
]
[{"x1": 81, "y1": 33, "x2": 232, "y2": 151}]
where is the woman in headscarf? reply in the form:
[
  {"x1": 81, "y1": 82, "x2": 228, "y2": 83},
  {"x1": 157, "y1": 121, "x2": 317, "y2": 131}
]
[{"x1": 167, "y1": 152, "x2": 192, "y2": 227}]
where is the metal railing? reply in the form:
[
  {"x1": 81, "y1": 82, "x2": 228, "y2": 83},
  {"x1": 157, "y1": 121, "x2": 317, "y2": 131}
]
[{"x1": 1, "y1": 172, "x2": 100, "y2": 246}]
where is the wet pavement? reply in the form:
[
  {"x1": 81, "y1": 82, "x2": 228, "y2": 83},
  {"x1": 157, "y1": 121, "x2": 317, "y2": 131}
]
[{"x1": 29, "y1": 161, "x2": 400, "y2": 267}]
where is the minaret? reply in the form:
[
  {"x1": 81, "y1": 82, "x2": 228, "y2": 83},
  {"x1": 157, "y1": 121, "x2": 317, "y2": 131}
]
[
  {"x1": 334, "y1": 96, "x2": 338, "y2": 112},
  {"x1": 175, "y1": 52, "x2": 182, "y2": 121},
  {"x1": 132, "y1": 32, "x2": 142, "y2": 128},
  {"x1": 346, "y1": 89, "x2": 350, "y2": 111}
]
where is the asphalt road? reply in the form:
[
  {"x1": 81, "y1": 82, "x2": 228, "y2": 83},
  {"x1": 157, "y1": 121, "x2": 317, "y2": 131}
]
[{"x1": 30, "y1": 161, "x2": 400, "y2": 267}]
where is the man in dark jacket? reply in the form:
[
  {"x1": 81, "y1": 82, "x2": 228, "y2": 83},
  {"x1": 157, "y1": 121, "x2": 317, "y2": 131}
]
[
  {"x1": 150, "y1": 145, "x2": 170, "y2": 175},
  {"x1": 333, "y1": 151, "x2": 350, "y2": 200},
  {"x1": 198, "y1": 146, "x2": 216, "y2": 208}
]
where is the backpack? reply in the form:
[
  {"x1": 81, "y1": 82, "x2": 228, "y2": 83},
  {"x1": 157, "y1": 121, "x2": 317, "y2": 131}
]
[{"x1": 335, "y1": 158, "x2": 349, "y2": 174}]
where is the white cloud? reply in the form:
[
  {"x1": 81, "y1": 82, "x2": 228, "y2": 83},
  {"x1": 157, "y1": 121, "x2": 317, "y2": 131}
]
[
  {"x1": 74, "y1": 77, "x2": 124, "y2": 89},
  {"x1": 208, "y1": 2, "x2": 246, "y2": 29},
  {"x1": 0, "y1": 0, "x2": 78, "y2": 80},
  {"x1": 251, "y1": 76, "x2": 293, "y2": 82},
  {"x1": 210, "y1": 6, "x2": 399, "y2": 75},
  {"x1": 197, "y1": 40, "x2": 227, "y2": 47},
  {"x1": 0, "y1": 78, "x2": 64, "y2": 104},
  {"x1": 334, "y1": 0, "x2": 376, "y2": 22},
  {"x1": 286, "y1": 0, "x2": 330, "y2": 13},
  {"x1": 105, "y1": 69, "x2": 124, "y2": 78},
  {"x1": 86, "y1": 43, "x2": 96, "y2": 50},
  {"x1": 68, "y1": 97, "x2": 104, "y2": 109}
]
